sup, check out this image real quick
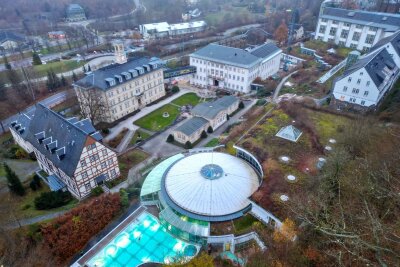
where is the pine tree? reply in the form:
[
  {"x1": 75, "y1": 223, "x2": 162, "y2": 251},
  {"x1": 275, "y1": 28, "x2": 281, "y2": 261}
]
[
  {"x1": 87, "y1": 65, "x2": 91, "y2": 72},
  {"x1": 46, "y1": 70, "x2": 54, "y2": 91},
  {"x1": 82, "y1": 65, "x2": 87, "y2": 73},
  {"x1": 0, "y1": 78, "x2": 7, "y2": 101},
  {"x1": 3, "y1": 55, "x2": 11, "y2": 70},
  {"x1": 72, "y1": 72, "x2": 78, "y2": 82},
  {"x1": 61, "y1": 75, "x2": 67, "y2": 87},
  {"x1": 51, "y1": 70, "x2": 61, "y2": 89},
  {"x1": 4, "y1": 163, "x2": 25, "y2": 196},
  {"x1": 32, "y1": 52, "x2": 42, "y2": 65}
]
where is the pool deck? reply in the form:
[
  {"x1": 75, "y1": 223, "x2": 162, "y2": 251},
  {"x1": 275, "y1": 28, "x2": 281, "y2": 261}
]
[{"x1": 72, "y1": 205, "x2": 147, "y2": 267}]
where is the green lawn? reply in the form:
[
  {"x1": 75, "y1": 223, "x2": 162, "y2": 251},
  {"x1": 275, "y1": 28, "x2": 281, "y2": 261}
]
[
  {"x1": 134, "y1": 104, "x2": 180, "y2": 131},
  {"x1": 205, "y1": 138, "x2": 220, "y2": 147},
  {"x1": 171, "y1": 93, "x2": 201, "y2": 107},
  {"x1": 130, "y1": 129, "x2": 151, "y2": 145},
  {"x1": 33, "y1": 60, "x2": 86, "y2": 76}
]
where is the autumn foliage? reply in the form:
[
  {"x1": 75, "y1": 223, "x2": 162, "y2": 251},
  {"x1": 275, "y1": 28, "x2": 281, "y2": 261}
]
[
  {"x1": 41, "y1": 194, "x2": 121, "y2": 262},
  {"x1": 273, "y1": 218, "x2": 297, "y2": 243}
]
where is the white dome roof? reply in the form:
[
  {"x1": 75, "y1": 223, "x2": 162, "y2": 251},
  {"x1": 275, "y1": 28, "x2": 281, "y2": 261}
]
[{"x1": 164, "y1": 152, "x2": 259, "y2": 217}]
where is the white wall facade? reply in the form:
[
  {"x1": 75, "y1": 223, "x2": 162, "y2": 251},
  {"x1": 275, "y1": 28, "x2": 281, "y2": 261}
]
[
  {"x1": 10, "y1": 128, "x2": 34, "y2": 154},
  {"x1": 314, "y1": 18, "x2": 392, "y2": 52},
  {"x1": 333, "y1": 66, "x2": 400, "y2": 107},
  {"x1": 74, "y1": 139, "x2": 120, "y2": 198},
  {"x1": 189, "y1": 52, "x2": 280, "y2": 93}
]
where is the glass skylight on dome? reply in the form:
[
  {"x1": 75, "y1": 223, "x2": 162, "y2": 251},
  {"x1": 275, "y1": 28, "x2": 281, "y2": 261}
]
[{"x1": 200, "y1": 164, "x2": 224, "y2": 180}]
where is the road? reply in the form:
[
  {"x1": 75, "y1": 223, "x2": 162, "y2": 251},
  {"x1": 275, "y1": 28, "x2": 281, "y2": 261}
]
[{"x1": 0, "y1": 91, "x2": 70, "y2": 134}]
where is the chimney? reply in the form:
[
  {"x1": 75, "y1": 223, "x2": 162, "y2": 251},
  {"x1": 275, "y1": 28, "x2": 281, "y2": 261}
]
[{"x1": 113, "y1": 40, "x2": 127, "y2": 65}]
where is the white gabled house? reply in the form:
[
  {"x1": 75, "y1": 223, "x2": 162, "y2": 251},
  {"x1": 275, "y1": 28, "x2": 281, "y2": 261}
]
[
  {"x1": 9, "y1": 104, "x2": 120, "y2": 200},
  {"x1": 369, "y1": 30, "x2": 400, "y2": 68},
  {"x1": 332, "y1": 48, "x2": 400, "y2": 108}
]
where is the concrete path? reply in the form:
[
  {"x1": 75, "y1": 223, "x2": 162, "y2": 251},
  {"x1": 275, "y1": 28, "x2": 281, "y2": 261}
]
[
  {"x1": 116, "y1": 130, "x2": 135, "y2": 153},
  {"x1": 104, "y1": 88, "x2": 193, "y2": 142},
  {"x1": 272, "y1": 71, "x2": 298, "y2": 102},
  {"x1": 4, "y1": 210, "x2": 68, "y2": 229}
]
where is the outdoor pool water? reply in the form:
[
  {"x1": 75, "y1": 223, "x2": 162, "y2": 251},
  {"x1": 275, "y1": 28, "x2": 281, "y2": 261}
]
[{"x1": 86, "y1": 212, "x2": 198, "y2": 267}]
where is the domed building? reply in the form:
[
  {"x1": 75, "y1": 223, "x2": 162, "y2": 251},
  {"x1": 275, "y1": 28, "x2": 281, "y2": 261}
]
[{"x1": 140, "y1": 146, "x2": 266, "y2": 244}]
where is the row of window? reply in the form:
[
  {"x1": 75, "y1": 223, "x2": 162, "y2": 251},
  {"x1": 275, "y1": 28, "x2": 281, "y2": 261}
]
[
  {"x1": 81, "y1": 159, "x2": 115, "y2": 179},
  {"x1": 343, "y1": 86, "x2": 369, "y2": 96},
  {"x1": 107, "y1": 72, "x2": 162, "y2": 97},
  {"x1": 320, "y1": 19, "x2": 378, "y2": 32},
  {"x1": 347, "y1": 76, "x2": 371, "y2": 87},
  {"x1": 320, "y1": 26, "x2": 376, "y2": 44},
  {"x1": 348, "y1": 97, "x2": 366, "y2": 106},
  {"x1": 192, "y1": 59, "x2": 246, "y2": 74}
]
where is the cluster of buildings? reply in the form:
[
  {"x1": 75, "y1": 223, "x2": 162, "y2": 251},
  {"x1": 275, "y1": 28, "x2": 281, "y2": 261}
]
[
  {"x1": 10, "y1": 104, "x2": 120, "y2": 200},
  {"x1": 0, "y1": 31, "x2": 25, "y2": 50},
  {"x1": 173, "y1": 96, "x2": 239, "y2": 144},
  {"x1": 189, "y1": 43, "x2": 282, "y2": 93},
  {"x1": 139, "y1": 21, "x2": 207, "y2": 40}
]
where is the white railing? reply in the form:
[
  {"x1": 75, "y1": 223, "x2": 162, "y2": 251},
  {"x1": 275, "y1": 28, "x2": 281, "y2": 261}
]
[
  {"x1": 250, "y1": 201, "x2": 282, "y2": 227},
  {"x1": 317, "y1": 58, "x2": 347, "y2": 84}
]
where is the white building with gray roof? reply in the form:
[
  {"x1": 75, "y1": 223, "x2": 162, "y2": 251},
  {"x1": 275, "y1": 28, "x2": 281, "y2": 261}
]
[
  {"x1": 332, "y1": 47, "x2": 400, "y2": 108},
  {"x1": 189, "y1": 43, "x2": 282, "y2": 93},
  {"x1": 74, "y1": 43, "x2": 166, "y2": 123},
  {"x1": 173, "y1": 96, "x2": 239, "y2": 144},
  {"x1": 314, "y1": 1, "x2": 400, "y2": 52}
]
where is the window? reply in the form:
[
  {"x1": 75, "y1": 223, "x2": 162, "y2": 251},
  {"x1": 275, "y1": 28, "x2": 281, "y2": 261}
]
[
  {"x1": 340, "y1": 30, "x2": 349, "y2": 39},
  {"x1": 87, "y1": 143, "x2": 96, "y2": 150},
  {"x1": 319, "y1": 25, "x2": 326, "y2": 34},
  {"x1": 344, "y1": 23, "x2": 350, "y2": 27},
  {"x1": 85, "y1": 183, "x2": 91, "y2": 191},
  {"x1": 321, "y1": 18, "x2": 328, "y2": 23},
  {"x1": 361, "y1": 100, "x2": 365, "y2": 105},
  {"x1": 352, "y1": 88, "x2": 359, "y2": 94},
  {"x1": 80, "y1": 160, "x2": 86, "y2": 167},
  {"x1": 332, "y1": 20, "x2": 338, "y2": 24},
  {"x1": 343, "y1": 86, "x2": 348, "y2": 92},
  {"x1": 357, "y1": 79, "x2": 361, "y2": 84},
  {"x1": 365, "y1": 34, "x2": 375, "y2": 44},
  {"x1": 90, "y1": 154, "x2": 99, "y2": 162},
  {"x1": 348, "y1": 77, "x2": 352, "y2": 83},
  {"x1": 366, "y1": 81, "x2": 370, "y2": 87},
  {"x1": 360, "y1": 72, "x2": 363, "y2": 76},
  {"x1": 356, "y1": 24, "x2": 362, "y2": 29},
  {"x1": 108, "y1": 159, "x2": 113, "y2": 165},
  {"x1": 350, "y1": 43, "x2": 357, "y2": 49},
  {"x1": 352, "y1": 32, "x2": 361, "y2": 41},
  {"x1": 101, "y1": 161, "x2": 107, "y2": 168},
  {"x1": 369, "y1": 26, "x2": 378, "y2": 32},
  {"x1": 364, "y1": 91, "x2": 369, "y2": 96},
  {"x1": 82, "y1": 172, "x2": 88, "y2": 179},
  {"x1": 329, "y1": 27, "x2": 337, "y2": 36},
  {"x1": 111, "y1": 169, "x2": 117, "y2": 178}
]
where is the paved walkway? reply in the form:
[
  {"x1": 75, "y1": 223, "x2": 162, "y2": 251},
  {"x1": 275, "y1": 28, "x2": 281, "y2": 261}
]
[
  {"x1": 250, "y1": 201, "x2": 282, "y2": 227},
  {"x1": 104, "y1": 88, "x2": 192, "y2": 142},
  {"x1": 272, "y1": 71, "x2": 298, "y2": 102},
  {"x1": 5, "y1": 210, "x2": 68, "y2": 229}
]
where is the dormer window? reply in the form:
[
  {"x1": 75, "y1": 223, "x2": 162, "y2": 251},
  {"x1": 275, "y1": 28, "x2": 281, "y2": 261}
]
[
  {"x1": 114, "y1": 75, "x2": 123, "y2": 83},
  {"x1": 129, "y1": 69, "x2": 138, "y2": 77},
  {"x1": 105, "y1": 78, "x2": 116, "y2": 87},
  {"x1": 122, "y1": 72, "x2": 131, "y2": 80},
  {"x1": 56, "y1": 147, "x2": 66, "y2": 160},
  {"x1": 35, "y1": 131, "x2": 45, "y2": 143}
]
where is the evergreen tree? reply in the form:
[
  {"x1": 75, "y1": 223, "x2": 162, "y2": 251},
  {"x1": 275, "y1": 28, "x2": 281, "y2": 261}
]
[
  {"x1": 0, "y1": 78, "x2": 7, "y2": 101},
  {"x1": 61, "y1": 75, "x2": 67, "y2": 87},
  {"x1": 184, "y1": 141, "x2": 193, "y2": 149},
  {"x1": 46, "y1": 70, "x2": 54, "y2": 91},
  {"x1": 166, "y1": 134, "x2": 174, "y2": 143},
  {"x1": 87, "y1": 65, "x2": 91, "y2": 72},
  {"x1": 52, "y1": 71, "x2": 61, "y2": 89},
  {"x1": 201, "y1": 130, "x2": 207, "y2": 138},
  {"x1": 72, "y1": 72, "x2": 78, "y2": 82},
  {"x1": 4, "y1": 163, "x2": 25, "y2": 196},
  {"x1": 207, "y1": 126, "x2": 213, "y2": 134},
  {"x1": 82, "y1": 65, "x2": 87, "y2": 73},
  {"x1": 3, "y1": 55, "x2": 11, "y2": 70},
  {"x1": 32, "y1": 52, "x2": 42, "y2": 65}
]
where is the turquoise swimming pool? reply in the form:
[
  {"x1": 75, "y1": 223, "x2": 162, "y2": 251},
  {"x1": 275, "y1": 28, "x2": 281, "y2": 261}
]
[{"x1": 86, "y1": 212, "x2": 199, "y2": 267}]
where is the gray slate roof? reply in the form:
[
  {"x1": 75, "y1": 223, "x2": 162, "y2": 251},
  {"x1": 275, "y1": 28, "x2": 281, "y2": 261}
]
[
  {"x1": 191, "y1": 44, "x2": 262, "y2": 68},
  {"x1": 175, "y1": 117, "x2": 209, "y2": 136},
  {"x1": 0, "y1": 31, "x2": 25, "y2": 43},
  {"x1": 12, "y1": 104, "x2": 103, "y2": 177},
  {"x1": 74, "y1": 57, "x2": 161, "y2": 91},
  {"x1": 192, "y1": 96, "x2": 238, "y2": 120},
  {"x1": 249, "y1": 43, "x2": 281, "y2": 59},
  {"x1": 370, "y1": 30, "x2": 400, "y2": 56},
  {"x1": 321, "y1": 7, "x2": 400, "y2": 31},
  {"x1": 339, "y1": 48, "x2": 397, "y2": 89}
]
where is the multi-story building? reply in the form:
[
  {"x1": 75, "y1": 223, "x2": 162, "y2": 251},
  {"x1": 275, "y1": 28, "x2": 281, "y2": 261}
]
[
  {"x1": 370, "y1": 30, "x2": 400, "y2": 68},
  {"x1": 189, "y1": 43, "x2": 282, "y2": 93},
  {"x1": 0, "y1": 31, "x2": 25, "y2": 50},
  {"x1": 332, "y1": 48, "x2": 399, "y2": 108},
  {"x1": 139, "y1": 21, "x2": 207, "y2": 40},
  {"x1": 9, "y1": 104, "x2": 120, "y2": 200},
  {"x1": 173, "y1": 96, "x2": 239, "y2": 144},
  {"x1": 314, "y1": 0, "x2": 400, "y2": 51},
  {"x1": 73, "y1": 43, "x2": 165, "y2": 123},
  {"x1": 66, "y1": 4, "x2": 86, "y2": 22}
]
